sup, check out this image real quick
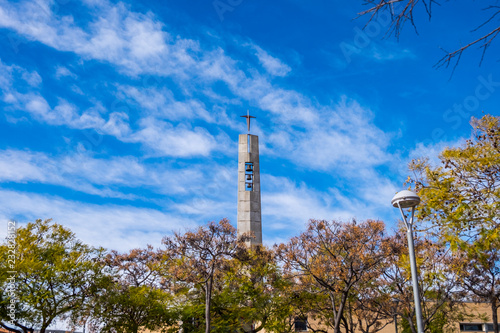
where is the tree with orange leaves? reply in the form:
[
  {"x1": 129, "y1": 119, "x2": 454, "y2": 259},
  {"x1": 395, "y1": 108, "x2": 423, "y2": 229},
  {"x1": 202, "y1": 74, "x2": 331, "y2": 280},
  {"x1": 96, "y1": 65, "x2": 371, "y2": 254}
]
[
  {"x1": 87, "y1": 245, "x2": 176, "y2": 333},
  {"x1": 381, "y1": 231, "x2": 466, "y2": 333},
  {"x1": 277, "y1": 219, "x2": 390, "y2": 333},
  {"x1": 162, "y1": 219, "x2": 248, "y2": 333}
]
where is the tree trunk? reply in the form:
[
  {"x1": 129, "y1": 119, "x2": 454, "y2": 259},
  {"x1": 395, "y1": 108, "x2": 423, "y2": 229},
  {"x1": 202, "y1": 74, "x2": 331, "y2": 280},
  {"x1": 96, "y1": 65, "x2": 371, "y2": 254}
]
[
  {"x1": 348, "y1": 300, "x2": 355, "y2": 333},
  {"x1": 333, "y1": 294, "x2": 348, "y2": 333},
  {"x1": 40, "y1": 324, "x2": 48, "y2": 333},
  {"x1": 404, "y1": 313, "x2": 417, "y2": 333},
  {"x1": 205, "y1": 275, "x2": 213, "y2": 333},
  {"x1": 492, "y1": 297, "x2": 499, "y2": 333},
  {"x1": 132, "y1": 321, "x2": 139, "y2": 333},
  {"x1": 341, "y1": 314, "x2": 349, "y2": 333}
]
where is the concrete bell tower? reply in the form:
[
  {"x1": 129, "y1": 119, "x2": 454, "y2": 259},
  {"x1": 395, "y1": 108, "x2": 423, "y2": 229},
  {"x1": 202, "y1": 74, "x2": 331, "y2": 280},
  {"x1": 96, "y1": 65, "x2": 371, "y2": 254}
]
[{"x1": 237, "y1": 111, "x2": 262, "y2": 246}]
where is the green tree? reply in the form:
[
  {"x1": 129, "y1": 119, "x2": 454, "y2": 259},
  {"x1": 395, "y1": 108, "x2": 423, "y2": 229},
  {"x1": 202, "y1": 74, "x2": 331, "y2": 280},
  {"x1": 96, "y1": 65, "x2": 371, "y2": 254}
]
[
  {"x1": 88, "y1": 246, "x2": 177, "y2": 333},
  {"x1": 162, "y1": 219, "x2": 248, "y2": 333},
  {"x1": 0, "y1": 219, "x2": 106, "y2": 333},
  {"x1": 410, "y1": 115, "x2": 500, "y2": 248},
  {"x1": 409, "y1": 115, "x2": 500, "y2": 332},
  {"x1": 210, "y1": 245, "x2": 297, "y2": 333}
]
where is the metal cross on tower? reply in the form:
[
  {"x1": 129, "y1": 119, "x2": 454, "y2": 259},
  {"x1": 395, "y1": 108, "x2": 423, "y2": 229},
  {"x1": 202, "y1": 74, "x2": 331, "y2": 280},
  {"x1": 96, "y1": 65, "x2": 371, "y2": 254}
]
[{"x1": 240, "y1": 110, "x2": 256, "y2": 132}]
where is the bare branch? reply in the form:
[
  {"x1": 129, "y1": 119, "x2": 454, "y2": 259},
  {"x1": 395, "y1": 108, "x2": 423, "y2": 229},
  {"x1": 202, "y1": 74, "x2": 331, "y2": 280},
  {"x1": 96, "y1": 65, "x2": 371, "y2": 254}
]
[
  {"x1": 357, "y1": 1, "x2": 500, "y2": 70},
  {"x1": 435, "y1": 26, "x2": 500, "y2": 69}
]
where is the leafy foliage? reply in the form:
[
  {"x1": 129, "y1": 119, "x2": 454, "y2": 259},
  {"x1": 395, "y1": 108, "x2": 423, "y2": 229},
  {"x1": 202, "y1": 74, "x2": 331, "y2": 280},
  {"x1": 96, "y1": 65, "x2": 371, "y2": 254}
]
[
  {"x1": 408, "y1": 115, "x2": 500, "y2": 333},
  {"x1": 277, "y1": 219, "x2": 390, "y2": 333},
  {"x1": 87, "y1": 246, "x2": 177, "y2": 333},
  {"x1": 210, "y1": 246, "x2": 297, "y2": 333},
  {"x1": 409, "y1": 115, "x2": 500, "y2": 249},
  {"x1": 0, "y1": 219, "x2": 106, "y2": 333},
  {"x1": 162, "y1": 218, "x2": 248, "y2": 333}
]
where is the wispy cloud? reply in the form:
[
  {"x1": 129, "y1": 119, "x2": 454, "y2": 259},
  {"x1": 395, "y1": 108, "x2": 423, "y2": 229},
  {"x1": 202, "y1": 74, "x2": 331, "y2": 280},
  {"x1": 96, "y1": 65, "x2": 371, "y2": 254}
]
[
  {"x1": 0, "y1": 59, "x2": 42, "y2": 91},
  {"x1": 262, "y1": 172, "x2": 397, "y2": 228},
  {"x1": 251, "y1": 44, "x2": 291, "y2": 77},
  {"x1": 0, "y1": 0, "x2": 412, "y2": 252},
  {"x1": 129, "y1": 118, "x2": 219, "y2": 157},
  {"x1": 367, "y1": 43, "x2": 416, "y2": 62},
  {"x1": 0, "y1": 0, "x2": 173, "y2": 76},
  {"x1": 0, "y1": 189, "x2": 196, "y2": 251},
  {"x1": 0, "y1": 149, "x2": 236, "y2": 199},
  {"x1": 117, "y1": 85, "x2": 213, "y2": 122},
  {"x1": 262, "y1": 97, "x2": 392, "y2": 174},
  {"x1": 55, "y1": 66, "x2": 78, "y2": 79},
  {"x1": 1, "y1": 60, "x2": 224, "y2": 158}
]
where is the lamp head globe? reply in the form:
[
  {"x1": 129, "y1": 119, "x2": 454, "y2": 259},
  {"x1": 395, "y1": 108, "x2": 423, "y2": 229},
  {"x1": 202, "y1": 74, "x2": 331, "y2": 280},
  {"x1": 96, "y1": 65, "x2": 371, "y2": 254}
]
[{"x1": 391, "y1": 190, "x2": 420, "y2": 208}]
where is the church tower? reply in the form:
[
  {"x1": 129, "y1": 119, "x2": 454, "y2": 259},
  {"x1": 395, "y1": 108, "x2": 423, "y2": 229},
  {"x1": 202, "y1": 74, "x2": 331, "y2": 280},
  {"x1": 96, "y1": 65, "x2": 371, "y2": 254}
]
[{"x1": 237, "y1": 112, "x2": 262, "y2": 246}]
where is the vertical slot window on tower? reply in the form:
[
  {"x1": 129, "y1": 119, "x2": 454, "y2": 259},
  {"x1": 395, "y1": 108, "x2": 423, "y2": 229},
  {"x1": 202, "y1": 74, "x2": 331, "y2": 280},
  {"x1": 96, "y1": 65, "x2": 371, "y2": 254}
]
[{"x1": 245, "y1": 162, "x2": 253, "y2": 191}]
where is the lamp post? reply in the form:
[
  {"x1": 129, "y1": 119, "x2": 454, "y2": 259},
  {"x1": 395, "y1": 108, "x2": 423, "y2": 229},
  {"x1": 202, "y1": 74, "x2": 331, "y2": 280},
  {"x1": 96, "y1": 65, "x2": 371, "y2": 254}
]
[{"x1": 391, "y1": 190, "x2": 424, "y2": 333}]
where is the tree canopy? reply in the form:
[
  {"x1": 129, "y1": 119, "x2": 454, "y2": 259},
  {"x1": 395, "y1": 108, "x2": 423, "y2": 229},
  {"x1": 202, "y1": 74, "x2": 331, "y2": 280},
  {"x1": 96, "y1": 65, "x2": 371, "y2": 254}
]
[
  {"x1": 87, "y1": 246, "x2": 176, "y2": 333},
  {"x1": 0, "y1": 219, "x2": 107, "y2": 333},
  {"x1": 162, "y1": 219, "x2": 248, "y2": 333},
  {"x1": 3, "y1": 138, "x2": 499, "y2": 333},
  {"x1": 409, "y1": 115, "x2": 500, "y2": 248},
  {"x1": 409, "y1": 115, "x2": 500, "y2": 333},
  {"x1": 277, "y1": 219, "x2": 391, "y2": 333}
]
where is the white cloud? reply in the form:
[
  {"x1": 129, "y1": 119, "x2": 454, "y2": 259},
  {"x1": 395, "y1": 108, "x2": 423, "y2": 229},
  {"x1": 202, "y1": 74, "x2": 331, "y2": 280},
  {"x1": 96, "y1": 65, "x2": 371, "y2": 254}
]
[
  {"x1": 335, "y1": 39, "x2": 416, "y2": 66},
  {"x1": 383, "y1": 137, "x2": 466, "y2": 184},
  {"x1": 252, "y1": 45, "x2": 291, "y2": 77},
  {"x1": 17, "y1": 95, "x2": 108, "y2": 129},
  {"x1": 368, "y1": 43, "x2": 416, "y2": 62},
  {"x1": 25, "y1": 94, "x2": 51, "y2": 117},
  {"x1": 0, "y1": 0, "x2": 408, "y2": 248},
  {"x1": 261, "y1": 172, "x2": 400, "y2": 242},
  {"x1": 261, "y1": 97, "x2": 391, "y2": 172},
  {"x1": 0, "y1": 60, "x2": 12, "y2": 89},
  {"x1": 130, "y1": 118, "x2": 218, "y2": 157},
  {"x1": 0, "y1": 0, "x2": 175, "y2": 76},
  {"x1": 406, "y1": 138, "x2": 464, "y2": 169},
  {"x1": 0, "y1": 190, "x2": 196, "y2": 251},
  {"x1": 0, "y1": 0, "x2": 393, "y2": 171},
  {"x1": 351, "y1": 168, "x2": 399, "y2": 208},
  {"x1": 100, "y1": 111, "x2": 131, "y2": 138},
  {"x1": 118, "y1": 85, "x2": 213, "y2": 122},
  {"x1": 55, "y1": 66, "x2": 78, "y2": 79},
  {"x1": 5, "y1": 91, "x2": 221, "y2": 157},
  {"x1": 0, "y1": 149, "x2": 232, "y2": 197},
  {"x1": 21, "y1": 70, "x2": 42, "y2": 86},
  {"x1": 261, "y1": 174, "x2": 392, "y2": 231},
  {"x1": 0, "y1": 63, "x2": 221, "y2": 158},
  {"x1": 0, "y1": 59, "x2": 42, "y2": 90},
  {"x1": 258, "y1": 87, "x2": 319, "y2": 125},
  {"x1": 0, "y1": 150, "x2": 50, "y2": 182},
  {"x1": 262, "y1": 179, "x2": 342, "y2": 228},
  {"x1": 0, "y1": 149, "x2": 135, "y2": 198}
]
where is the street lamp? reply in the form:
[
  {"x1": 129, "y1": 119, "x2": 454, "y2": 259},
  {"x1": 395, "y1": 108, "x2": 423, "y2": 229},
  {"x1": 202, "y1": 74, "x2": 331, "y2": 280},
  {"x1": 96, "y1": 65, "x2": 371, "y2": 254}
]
[{"x1": 391, "y1": 190, "x2": 424, "y2": 333}]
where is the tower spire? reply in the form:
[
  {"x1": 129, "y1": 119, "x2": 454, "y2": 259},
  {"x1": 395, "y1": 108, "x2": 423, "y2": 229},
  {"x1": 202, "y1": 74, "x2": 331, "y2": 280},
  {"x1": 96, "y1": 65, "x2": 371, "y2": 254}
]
[
  {"x1": 240, "y1": 110, "x2": 256, "y2": 132},
  {"x1": 237, "y1": 110, "x2": 262, "y2": 246}
]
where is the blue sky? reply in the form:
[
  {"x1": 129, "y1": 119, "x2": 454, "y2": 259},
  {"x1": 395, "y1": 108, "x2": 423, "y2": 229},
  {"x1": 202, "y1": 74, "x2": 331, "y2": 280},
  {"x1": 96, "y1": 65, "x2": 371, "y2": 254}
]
[{"x1": 0, "y1": 0, "x2": 499, "y2": 251}]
